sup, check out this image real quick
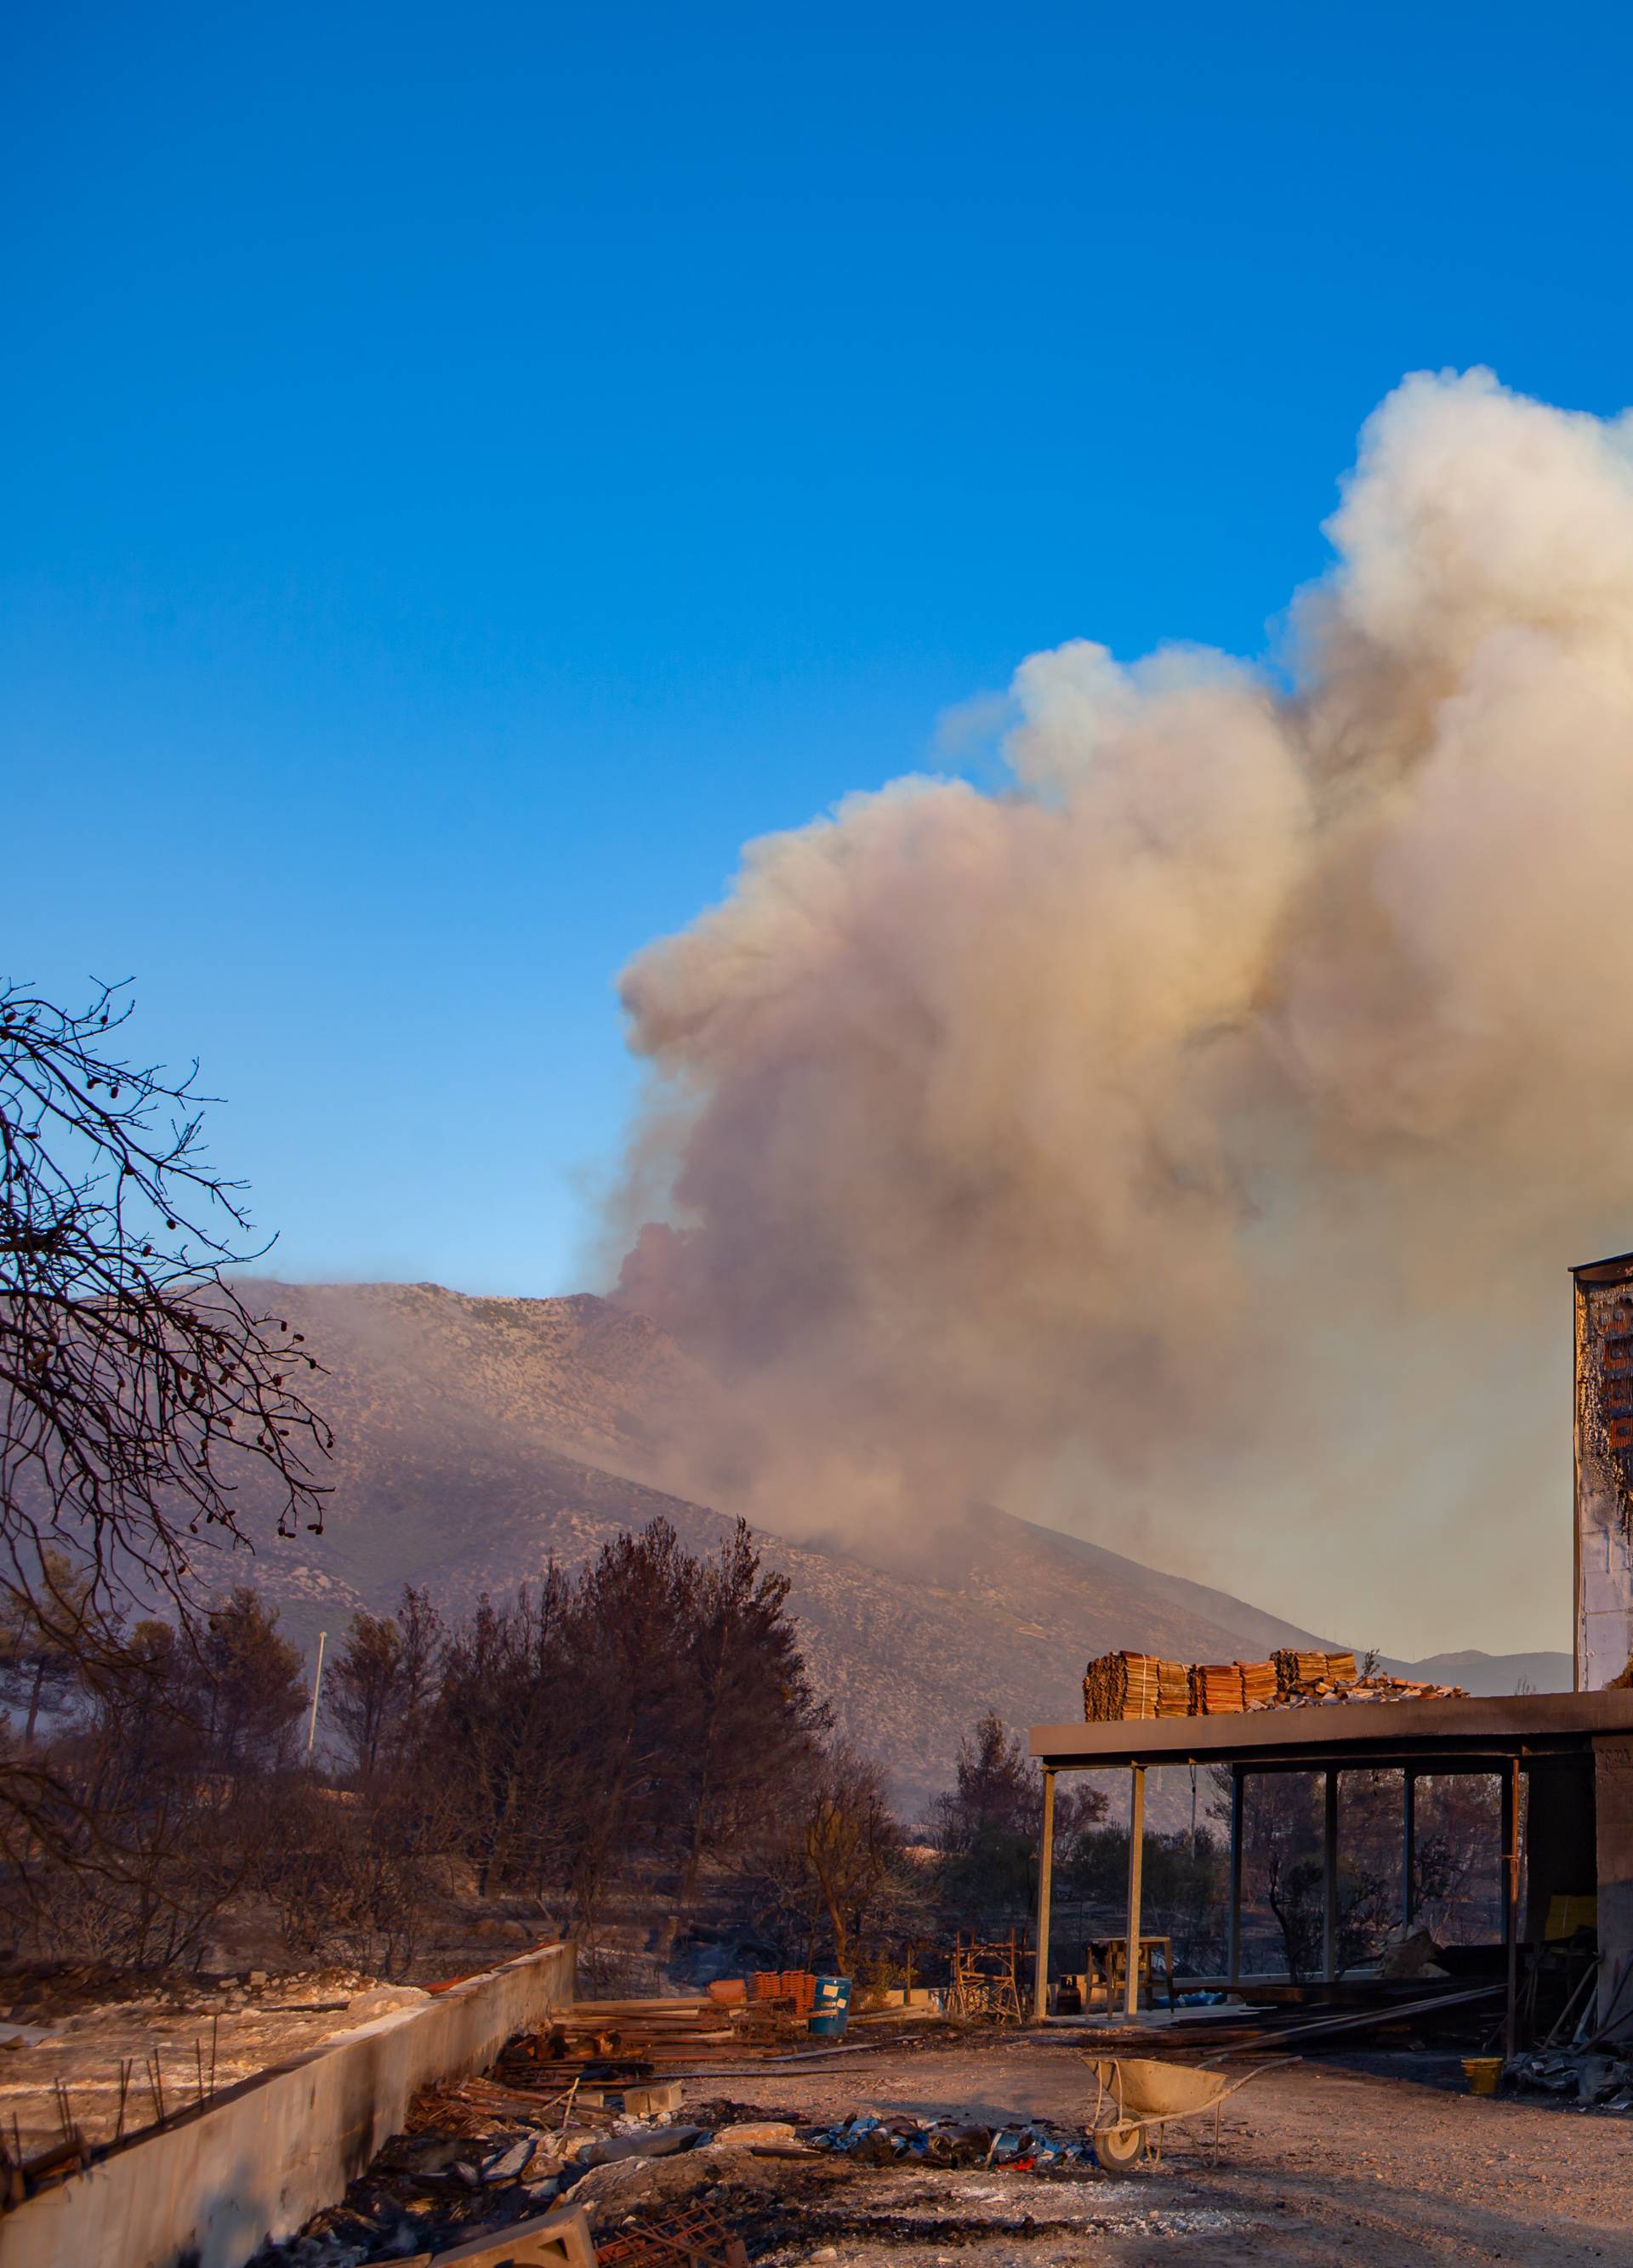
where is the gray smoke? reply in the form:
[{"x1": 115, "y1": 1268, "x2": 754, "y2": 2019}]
[{"x1": 609, "y1": 371, "x2": 1633, "y2": 1653}]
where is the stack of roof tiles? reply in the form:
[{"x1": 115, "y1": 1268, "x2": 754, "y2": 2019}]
[{"x1": 1083, "y1": 1646, "x2": 1465, "y2": 1722}]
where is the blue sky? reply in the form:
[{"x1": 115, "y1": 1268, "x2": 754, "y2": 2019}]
[{"x1": 7, "y1": 1, "x2": 1631, "y2": 1295}]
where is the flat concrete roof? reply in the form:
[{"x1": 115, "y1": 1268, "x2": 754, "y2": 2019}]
[{"x1": 1032, "y1": 1688, "x2": 1633, "y2": 1771}]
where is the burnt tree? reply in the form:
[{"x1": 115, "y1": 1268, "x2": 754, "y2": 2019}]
[{"x1": 0, "y1": 980, "x2": 331, "y2": 1618}]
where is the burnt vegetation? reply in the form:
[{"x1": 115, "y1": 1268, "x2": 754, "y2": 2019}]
[
  {"x1": 0, "y1": 983, "x2": 1508, "y2": 1996},
  {"x1": 0, "y1": 981, "x2": 333, "y2": 1947},
  {"x1": 0, "y1": 981, "x2": 331, "y2": 1605}
]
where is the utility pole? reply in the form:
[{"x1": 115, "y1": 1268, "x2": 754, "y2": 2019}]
[{"x1": 304, "y1": 1630, "x2": 327, "y2": 1764}]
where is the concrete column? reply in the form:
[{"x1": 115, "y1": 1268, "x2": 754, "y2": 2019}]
[
  {"x1": 1402, "y1": 1770, "x2": 1416, "y2": 1926},
  {"x1": 1033, "y1": 1765, "x2": 1056, "y2": 2021},
  {"x1": 1502, "y1": 1757, "x2": 1521, "y2": 2061},
  {"x1": 1227, "y1": 1765, "x2": 1244, "y2": 1988},
  {"x1": 1596, "y1": 1735, "x2": 1633, "y2": 2040},
  {"x1": 1125, "y1": 1764, "x2": 1147, "y2": 2021},
  {"x1": 1323, "y1": 1767, "x2": 1340, "y2": 1984}
]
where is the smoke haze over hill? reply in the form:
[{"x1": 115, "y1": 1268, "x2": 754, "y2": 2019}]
[{"x1": 612, "y1": 371, "x2": 1633, "y2": 1657}]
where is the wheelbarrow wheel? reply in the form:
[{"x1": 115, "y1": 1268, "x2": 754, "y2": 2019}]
[{"x1": 1093, "y1": 2121, "x2": 1144, "y2": 2174}]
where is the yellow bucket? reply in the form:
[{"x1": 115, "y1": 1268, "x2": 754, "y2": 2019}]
[{"x1": 1463, "y1": 2056, "x2": 1503, "y2": 2096}]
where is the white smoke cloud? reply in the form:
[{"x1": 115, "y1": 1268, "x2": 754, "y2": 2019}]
[{"x1": 611, "y1": 370, "x2": 1633, "y2": 1655}]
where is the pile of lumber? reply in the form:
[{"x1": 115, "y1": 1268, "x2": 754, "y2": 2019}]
[
  {"x1": 1084, "y1": 1647, "x2": 1466, "y2": 1721},
  {"x1": 1274, "y1": 1647, "x2": 1356, "y2": 1693},
  {"x1": 1271, "y1": 1668, "x2": 1470, "y2": 1708},
  {"x1": 499, "y1": 1997, "x2": 743, "y2": 2081},
  {"x1": 1191, "y1": 1663, "x2": 1245, "y2": 1714},
  {"x1": 1082, "y1": 1652, "x2": 1162, "y2": 1719},
  {"x1": 1240, "y1": 1659, "x2": 1277, "y2": 1708},
  {"x1": 498, "y1": 1993, "x2": 826, "y2": 2081}
]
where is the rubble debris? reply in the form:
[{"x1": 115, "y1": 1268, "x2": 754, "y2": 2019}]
[
  {"x1": 1510, "y1": 2046, "x2": 1633, "y2": 2110},
  {"x1": 789, "y1": 2107, "x2": 1105, "y2": 2174},
  {"x1": 257, "y1": 2037, "x2": 1181, "y2": 2267},
  {"x1": 1083, "y1": 1647, "x2": 1469, "y2": 1722}
]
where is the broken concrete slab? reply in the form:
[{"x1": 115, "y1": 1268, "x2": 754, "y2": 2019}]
[{"x1": 617, "y1": 2082, "x2": 683, "y2": 2117}]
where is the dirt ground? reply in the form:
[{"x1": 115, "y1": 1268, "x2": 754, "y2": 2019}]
[{"x1": 652, "y1": 2026, "x2": 1633, "y2": 2267}]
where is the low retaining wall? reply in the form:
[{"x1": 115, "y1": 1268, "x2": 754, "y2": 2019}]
[{"x1": 0, "y1": 1941, "x2": 574, "y2": 2268}]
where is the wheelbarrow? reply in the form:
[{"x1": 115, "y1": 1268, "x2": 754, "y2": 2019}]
[{"x1": 1084, "y1": 2053, "x2": 1297, "y2": 2172}]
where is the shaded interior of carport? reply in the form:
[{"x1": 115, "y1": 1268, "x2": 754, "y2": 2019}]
[{"x1": 1029, "y1": 1691, "x2": 1633, "y2": 2051}]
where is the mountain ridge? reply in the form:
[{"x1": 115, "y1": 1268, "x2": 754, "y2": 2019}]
[{"x1": 221, "y1": 1278, "x2": 1558, "y2": 1804}]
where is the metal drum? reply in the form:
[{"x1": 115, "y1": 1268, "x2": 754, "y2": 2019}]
[{"x1": 808, "y1": 1975, "x2": 852, "y2": 2036}]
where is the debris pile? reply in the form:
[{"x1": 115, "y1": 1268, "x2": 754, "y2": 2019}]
[
  {"x1": 1267, "y1": 1668, "x2": 1467, "y2": 1710},
  {"x1": 251, "y1": 2061, "x2": 1143, "y2": 2267},
  {"x1": 798, "y1": 2109, "x2": 1098, "y2": 2171},
  {"x1": 1083, "y1": 1647, "x2": 1467, "y2": 1722},
  {"x1": 1510, "y1": 2049, "x2": 1633, "y2": 2111},
  {"x1": 248, "y1": 2064, "x2": 713, "y2": 2265}
]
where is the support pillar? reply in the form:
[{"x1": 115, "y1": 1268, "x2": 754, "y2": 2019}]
[
  {"x1": 1125, "y1": 1765, "x2": 1146, "y2": 2021},
  {"x1": 1502, "y1": 1756, "x2": 1521, "y2": 2061},
  {"x1": 1403, "y1": 1769, "x2": 1416, "y2": 1927},
  {"x1": 1227, "y1": 1765, "x2": 1244, "y2": 1989},
  {"x1": 1323, "y1": 1767, "x2": 1340, "y2": 1984},
  {"x1": 1033, "y1": 1765, "x2": 1056, "y2": 2021}
]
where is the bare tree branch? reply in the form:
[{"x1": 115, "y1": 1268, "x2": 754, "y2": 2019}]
[{"x1": 0, "y1": 979, "x2": 332, "y2": 1620}]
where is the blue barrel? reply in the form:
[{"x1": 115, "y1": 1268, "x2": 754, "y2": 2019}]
[{"x1": 808, "y1": 1975, "x2": 852, "y2": 2036}]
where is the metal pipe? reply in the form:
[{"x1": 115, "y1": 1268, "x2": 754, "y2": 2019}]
[
  {"x1": 1323, "y1": 1767, "x2": 1340, "y2": 1984},
  {"x1": 1033, "y1": 1765, "x2": 1056, "y2": 2021},
  {"x1": 1125, "y1": 1764, "x2": 1147, "y2": 2021},
  {"x1": 1227, "y1": 1764, "x2": 1244, "y2": 1989}
]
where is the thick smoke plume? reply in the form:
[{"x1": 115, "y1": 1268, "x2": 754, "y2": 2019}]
[{"x1": 612, "y1": 372, "x2": 1633, "y2": 1651}]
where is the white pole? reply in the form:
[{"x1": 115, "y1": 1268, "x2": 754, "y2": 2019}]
[{"x1": 304, "y1": 1630, "x2": 327, "y2": 1763}]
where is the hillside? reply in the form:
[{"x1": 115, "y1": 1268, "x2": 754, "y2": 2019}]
[{"x1": 213, "y1": 1281, "x2": 1539, "y2": 1808}]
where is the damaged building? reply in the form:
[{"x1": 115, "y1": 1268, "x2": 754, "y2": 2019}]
[{"x1": 1030, "y1": 1245, "x2": 1633, "y2": 2052}]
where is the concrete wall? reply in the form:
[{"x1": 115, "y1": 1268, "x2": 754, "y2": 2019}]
[
  {"x1": 0, "y1": 1941, "x2": 573, "y2": 2268},
  {"x1": 1595, "y1": 1736, "x2": 1633, "y2": 2038}
]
